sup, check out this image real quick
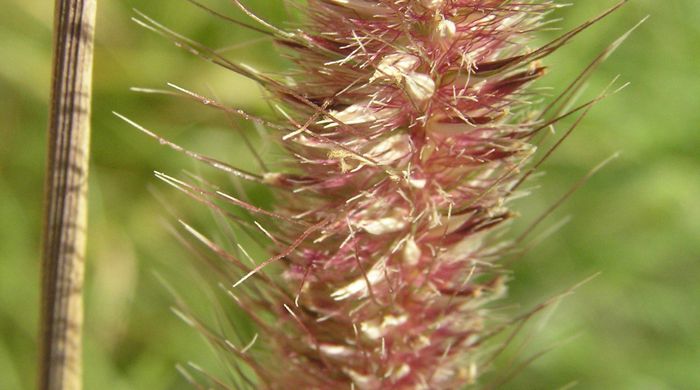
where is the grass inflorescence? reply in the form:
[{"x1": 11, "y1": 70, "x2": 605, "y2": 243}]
[{"x1": 119, "y1": 1, "x2": 637, "y2": 388}]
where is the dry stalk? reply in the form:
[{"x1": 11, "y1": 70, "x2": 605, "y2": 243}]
[{"x1": 39, "y1": 0, "x2": 96, "y2": 389}]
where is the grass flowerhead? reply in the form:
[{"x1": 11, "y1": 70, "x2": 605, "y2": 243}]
[{"x1": 122, "y1": 1, "x2": 634, "y2": 388}]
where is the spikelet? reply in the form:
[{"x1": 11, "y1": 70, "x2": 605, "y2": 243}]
[{"x1": 125, "y1": 0, "x2": 631, "y2": 388}]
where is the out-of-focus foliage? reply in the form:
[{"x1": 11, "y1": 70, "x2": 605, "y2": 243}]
[{"x1": 0, "y1": 1, "x2": 697, "y2": 389}]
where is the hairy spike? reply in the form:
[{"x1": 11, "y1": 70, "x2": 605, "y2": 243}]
[{"x1": 133, "y1": 1, "x2": 634, "y2": 388}]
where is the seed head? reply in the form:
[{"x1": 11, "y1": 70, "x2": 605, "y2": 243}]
[
  {"x1": 130, "y1": 1, "x2": 631, "y2": 389},
  {"x1": 250, "y1": 2, "x2": 545, "y2": 387}
]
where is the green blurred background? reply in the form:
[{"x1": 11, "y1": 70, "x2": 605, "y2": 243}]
[{"x1": 1, "y1": 1, "x2": 698, "y2": 389}]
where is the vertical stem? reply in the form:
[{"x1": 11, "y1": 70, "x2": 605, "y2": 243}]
[{"x1": 39, "y1": 0, "x2": 96, "y2": 389}]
